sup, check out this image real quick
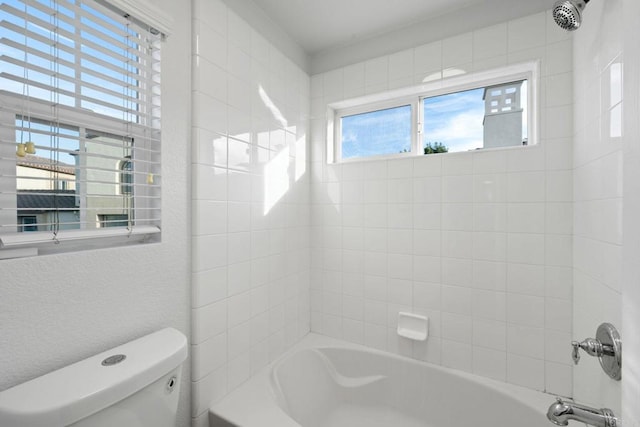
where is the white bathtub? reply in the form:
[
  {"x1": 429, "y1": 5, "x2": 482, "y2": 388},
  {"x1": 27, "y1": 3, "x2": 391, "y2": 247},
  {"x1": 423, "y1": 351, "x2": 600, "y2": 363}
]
[{"x1": 209, "y1": 334, "x2": 554, "y2": 427}]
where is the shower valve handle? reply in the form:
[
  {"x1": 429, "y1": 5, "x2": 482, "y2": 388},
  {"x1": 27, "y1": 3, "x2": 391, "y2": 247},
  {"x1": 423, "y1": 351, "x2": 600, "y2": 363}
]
[
  {"x1": 571, "y1": 341, "x2": 581, "y2": 364},
  {"x1": 569, "y1": 323, "x2": 622, "y2": 381},
  {"x1": 571, "y1": 339, "x2": 603, "y2": 365}
]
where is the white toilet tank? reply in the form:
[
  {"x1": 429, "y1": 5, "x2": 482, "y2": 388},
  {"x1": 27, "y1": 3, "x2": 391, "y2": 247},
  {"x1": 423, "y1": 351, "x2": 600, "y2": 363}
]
[{"x1": 0, "y1": 328, "x2": 188, "y2": 427}]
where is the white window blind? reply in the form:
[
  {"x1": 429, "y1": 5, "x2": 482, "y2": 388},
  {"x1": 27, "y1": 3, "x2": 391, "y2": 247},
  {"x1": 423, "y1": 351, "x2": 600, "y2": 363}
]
[{"x1": 0, "y1": 0, "x2": 162, "y2": 254}]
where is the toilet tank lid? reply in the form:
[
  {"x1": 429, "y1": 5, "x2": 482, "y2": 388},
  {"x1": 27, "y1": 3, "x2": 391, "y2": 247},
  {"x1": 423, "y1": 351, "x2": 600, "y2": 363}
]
[{"x1": 0, "y1": 327, "x2": 187, "y2": 427}]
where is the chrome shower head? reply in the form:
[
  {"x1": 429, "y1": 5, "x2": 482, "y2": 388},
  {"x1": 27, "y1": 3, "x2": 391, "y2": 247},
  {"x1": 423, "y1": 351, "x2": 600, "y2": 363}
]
[{"x1": 552, "y1": 0, "x2": 590, "y2": 31}]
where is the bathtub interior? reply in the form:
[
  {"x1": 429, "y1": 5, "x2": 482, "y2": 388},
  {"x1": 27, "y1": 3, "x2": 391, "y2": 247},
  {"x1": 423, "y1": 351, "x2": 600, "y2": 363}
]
[{"x1": 271, "y1": 347, "x2": 550, "y2": 427}]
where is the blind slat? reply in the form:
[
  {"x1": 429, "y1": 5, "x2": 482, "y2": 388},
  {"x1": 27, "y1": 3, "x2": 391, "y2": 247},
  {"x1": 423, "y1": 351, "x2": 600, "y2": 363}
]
[
  {"x1": 1, "y1": 55, "x2": 151, "y2": 107},
  {"x1": 0, "y1": 108, "x2": 161, "y2": 140},
  {"x1": 79, "y1": 36, "x2": 154, "y2": 76},
  {"x1": 80, "y1": 21, "x2": 146, "y2": 57},
  {"x1": 76, "y1": 0, "x2": 156, "y2": 40},
  {"x1": 74, "y1": 3, "x2": 144, "y2": 41},
  {"x1": 0, "y1": 73, "x2": 149, "y2": 119},
  {"x1": 0, "y1": 37, "x2": 77, "y2": 70},
  {"x1": 0, "y1": 3, "x2": 78, "y2": 45},
  {"x1": 0, "y1": 21, "x2": 77, "y2": 56},
  {"x1": 0, "y1": 140, "x2": 162, "y2": 158},
  {"x1": 8, "y1": 169, "x2": 162, "y2": 181},
  {"x1": 1, "y1": 53, "x2": 75, "y2": 81},
  {"x1": 1, "y1": 193, "x2": 161, "y2": 200}
]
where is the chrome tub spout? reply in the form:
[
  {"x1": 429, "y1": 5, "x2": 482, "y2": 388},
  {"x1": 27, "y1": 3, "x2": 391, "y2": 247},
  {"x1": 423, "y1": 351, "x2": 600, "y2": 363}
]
[{"x1": 547, "y1": 398, "x2": 619, "y2": 427}]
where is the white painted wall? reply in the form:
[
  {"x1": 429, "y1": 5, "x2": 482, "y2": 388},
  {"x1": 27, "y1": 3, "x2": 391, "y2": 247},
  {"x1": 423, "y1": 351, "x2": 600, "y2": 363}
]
[
  {"x1": 572, "y1": 0, "x2": 623, "y2": 414},
  {"x1": 0, "y1": 0, "x2": 193, "y2": 426},
  {"x1": 189, "y1": 1, "x2": 311, "y2": 425},
  {"x1": 309, "y1": 11, "x2": 575, "y2": 396}
]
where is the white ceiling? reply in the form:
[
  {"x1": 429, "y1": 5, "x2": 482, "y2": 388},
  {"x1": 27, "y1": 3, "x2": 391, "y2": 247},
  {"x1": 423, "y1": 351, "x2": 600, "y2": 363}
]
[{"x1": 251, "y1": 0, "x2": 484, "y2": 54}]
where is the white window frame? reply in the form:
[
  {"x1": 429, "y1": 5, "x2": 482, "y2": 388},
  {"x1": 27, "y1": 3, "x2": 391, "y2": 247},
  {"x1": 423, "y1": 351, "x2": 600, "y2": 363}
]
[
  {"x1": 328, "y1": 61, "x2": 540, "y2": 163},
  {"x1": 0, "y1": 0, "x2": 168, "y2": 259}
]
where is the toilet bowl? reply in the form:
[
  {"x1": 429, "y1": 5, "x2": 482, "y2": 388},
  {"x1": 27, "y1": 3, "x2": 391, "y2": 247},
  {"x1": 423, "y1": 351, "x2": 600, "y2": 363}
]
[{"x1": 0, "y1": 327, "x2": 187, "y2": 427}]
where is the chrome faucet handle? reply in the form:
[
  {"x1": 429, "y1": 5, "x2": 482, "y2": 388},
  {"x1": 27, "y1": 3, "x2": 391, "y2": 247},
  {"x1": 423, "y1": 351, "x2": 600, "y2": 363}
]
[
  {"x1": 572, "y1": 338, "x2": 605, "y2": 365},
  {"x1": 571, "y1": 341, "x2": 581, "y2": 364},
  {"x1": 577, "y1": 338, "x2": 604, "y2": 356}
]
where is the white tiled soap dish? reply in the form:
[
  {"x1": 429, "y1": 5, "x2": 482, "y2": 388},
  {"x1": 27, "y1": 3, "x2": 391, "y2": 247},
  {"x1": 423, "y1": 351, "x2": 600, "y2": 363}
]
[{"x1": 397, "y1": 312, "x2": 429, "y2": 341}]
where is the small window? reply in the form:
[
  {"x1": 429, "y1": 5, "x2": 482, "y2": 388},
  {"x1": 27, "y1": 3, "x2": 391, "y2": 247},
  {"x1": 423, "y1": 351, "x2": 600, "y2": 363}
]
[
  {"x1": 119, "y1": 158, "x2": 134, "y2": 196},
  {"x1": 18, "y1": 216, "x2": 37, "y2": 232},
  {"x1": 330, "y1": 63, "x2": 537, "y2": 162},
  {"x1": 99, "y1": 214, "x2": 129, "y2": 228}
]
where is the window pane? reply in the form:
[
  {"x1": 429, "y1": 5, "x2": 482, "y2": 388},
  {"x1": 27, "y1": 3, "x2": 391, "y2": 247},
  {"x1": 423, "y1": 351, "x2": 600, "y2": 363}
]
[
  {"x1": 341, "y1": 105, "x2": 412, "y2": 159},
  {"x1": 15, "y1": 117, "x2": 133, "y2": 232},
  {"x1": 422, "y1": 80, "x2": 527, "y2": 154}
]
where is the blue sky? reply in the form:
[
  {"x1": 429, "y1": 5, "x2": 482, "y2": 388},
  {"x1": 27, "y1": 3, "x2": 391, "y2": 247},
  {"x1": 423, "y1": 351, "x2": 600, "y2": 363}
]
[
  {"x1": 423, "y1": 88, "x2": 485, "y2": 152},
  {"x1": 15, "y1": 118, "x2": 78, "y2": 165},
  {"x1": 341, "y1": 104, "x2": 412, "y2": 159}
]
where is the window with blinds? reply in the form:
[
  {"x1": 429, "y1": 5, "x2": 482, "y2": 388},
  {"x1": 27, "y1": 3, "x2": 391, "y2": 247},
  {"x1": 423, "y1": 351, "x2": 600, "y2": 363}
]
[{"x1": 0, "y1": 0, "x2": 162, "y2": 256}]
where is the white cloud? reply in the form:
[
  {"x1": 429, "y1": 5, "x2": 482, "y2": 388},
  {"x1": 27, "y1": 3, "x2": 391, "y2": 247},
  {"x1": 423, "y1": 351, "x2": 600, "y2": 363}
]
[{"x1": 424, "y1": 110, "x2": 484, "y2": 152}]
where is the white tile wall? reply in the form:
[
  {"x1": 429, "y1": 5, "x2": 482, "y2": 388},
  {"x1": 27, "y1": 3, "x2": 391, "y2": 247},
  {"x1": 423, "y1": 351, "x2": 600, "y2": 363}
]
[
  {"x1": 309, "y1": 11, "x2": 574, "y2": 396},
  {"x1": 572, "y1": 0, "x2": 623, "y2": 414},
  {"x1": 190, "y1": 0, "x2": 311, "y2": 422},
  {"x1": 621, "y1": 1, "x2": 640, "y2": 425}
]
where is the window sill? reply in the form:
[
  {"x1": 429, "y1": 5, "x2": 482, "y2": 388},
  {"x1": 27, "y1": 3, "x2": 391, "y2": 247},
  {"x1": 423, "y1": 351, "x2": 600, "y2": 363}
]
[{"x1": 0, "y1": 226, "x2": 160, "y2": 259}]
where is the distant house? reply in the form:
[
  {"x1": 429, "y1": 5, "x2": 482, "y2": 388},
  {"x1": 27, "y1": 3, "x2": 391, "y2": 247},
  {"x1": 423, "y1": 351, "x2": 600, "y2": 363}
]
[
  {"x1": 17, "y1": 156, "x2": 76, "y2": 191},
  {"x1": 17, "y1": 190, "x2": 78, "y2": 232}
]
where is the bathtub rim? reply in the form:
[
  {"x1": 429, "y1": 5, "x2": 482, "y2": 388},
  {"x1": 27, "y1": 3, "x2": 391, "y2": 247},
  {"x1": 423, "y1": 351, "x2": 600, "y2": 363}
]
[{"x1": 208, "y1": 333, "x2": 560, "y2": 427}]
